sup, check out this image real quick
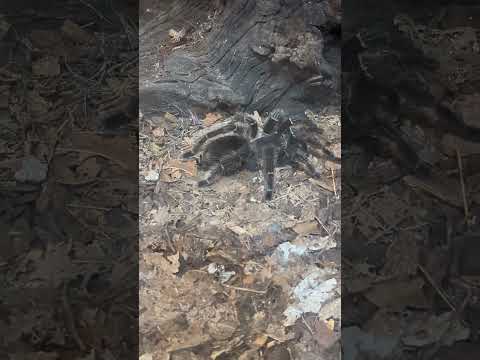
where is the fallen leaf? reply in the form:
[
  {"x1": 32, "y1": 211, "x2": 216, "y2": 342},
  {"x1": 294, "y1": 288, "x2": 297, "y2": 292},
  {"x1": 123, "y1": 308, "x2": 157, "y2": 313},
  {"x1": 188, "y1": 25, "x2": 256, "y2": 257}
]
[
  {"x1": 382, "y1": 233, "x2": 419, "y2": 277},
  {"x1": 228, "y1": 225, "x2": 250, "y2": 236},
  {"x1": 152, "y1": 127, "x2": 165, "y2": 138},
  {"x1": 163, "y1": 112, "x2": 177, "y2": 123},
  {"x1": 144, "y1": 253, "x2": 179, "y2": 274},
  {"x1": 364, "y1": 277, "x2": 428, "y2": 310},
  {"x1": 253, "y1": 334, "x2": 269, "y2": 348},
  {"x1": 76, "y1": 157, "x2": 101, "y2": 181},
  {"x1": 293, "y1": 221, "x2": 319, "y2": 235},
  {"x1": 160, "y1": 159, "x2": 197, "y2": 182},
  {"x1": 242, "y1": 274, "x2": 255, "y2": 286},
  {"x1": 326, "y1": 319, "x2": 335, "y2": 331},
  {"x1": 203, "y1": 112, "x2": 223, "y2": 127},
  {"x1": 402, "y1": 312, "x2": 469, "y2": 347}
]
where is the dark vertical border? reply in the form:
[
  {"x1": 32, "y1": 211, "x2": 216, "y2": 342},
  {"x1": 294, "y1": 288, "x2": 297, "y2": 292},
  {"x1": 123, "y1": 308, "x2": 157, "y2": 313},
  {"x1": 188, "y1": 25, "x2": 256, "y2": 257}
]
[
  {"x1": 342, "y1": 1, "x2": 480, "y2": 358},
  {"x1": 0, "y1": 1, "x2": 138, "y2": 358}
]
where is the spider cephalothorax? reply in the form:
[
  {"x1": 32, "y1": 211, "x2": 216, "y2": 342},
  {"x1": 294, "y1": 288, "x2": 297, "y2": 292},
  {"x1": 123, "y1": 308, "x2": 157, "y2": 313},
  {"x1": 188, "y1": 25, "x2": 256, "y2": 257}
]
[{"x1": 183, "y1": 110, "x2": 339, "y2": 200}]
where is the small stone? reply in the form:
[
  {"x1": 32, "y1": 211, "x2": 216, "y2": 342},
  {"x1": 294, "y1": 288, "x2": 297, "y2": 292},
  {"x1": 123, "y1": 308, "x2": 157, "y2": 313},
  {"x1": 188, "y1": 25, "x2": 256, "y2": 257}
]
[{"x1": 144, "y1": 169, "x2": 159, "y2": 182}]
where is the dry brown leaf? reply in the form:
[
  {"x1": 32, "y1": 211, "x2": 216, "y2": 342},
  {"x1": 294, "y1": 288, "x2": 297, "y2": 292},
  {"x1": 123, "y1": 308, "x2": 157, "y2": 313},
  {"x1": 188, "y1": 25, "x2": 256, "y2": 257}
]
[
  {"x1": 163, "y1": 112, "x2": 177, "y2": 124},
  {"x1": 160, "y1": 159, "x2": 197, "y2": 182},
  {"x1": 139, "y1": 354, "x2": 153, "y2": 360},
  {"x1": 364, "y1": 277, "x2": 428, "y2": 310},
  {"x1": 76, "y1": 157, "x2": 101, "y2": 181},
  {"x1": 243, "y1": 275, "x2": 255, "y2": 286},
  {"x1": 166, "y1": 253, "x2": 180, "y2": 273},
  {"x1": 144, "y1": 252, "x2": 180, "y2": 274},
  {"x1": 382, "y1": 233, "x2": 419, "y2": 277},
  {"x1": 228, "y1": 225, "x2": 250, "y2": 236},
  {"x1": 253, "y1": 334, "x2": 269, "y2": 348},
  {"x1": 293, "y1": 221, "x2": 319, "y2": 235},
  {"x1": 239, "y1": 349, "x2": 261, "y2": 360},
  {"x1": 203, "y1": 112, "x2": 223, "y2": 127},
  {"x1": 152, "y1": 127, "x2": 165, "y2": 138}
]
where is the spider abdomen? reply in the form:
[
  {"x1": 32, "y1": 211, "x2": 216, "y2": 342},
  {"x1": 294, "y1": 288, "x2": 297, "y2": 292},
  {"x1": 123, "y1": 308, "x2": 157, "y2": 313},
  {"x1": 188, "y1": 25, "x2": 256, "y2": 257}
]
[{"x1": 200, "y1": 135, "x2": 250, "y2": 174}]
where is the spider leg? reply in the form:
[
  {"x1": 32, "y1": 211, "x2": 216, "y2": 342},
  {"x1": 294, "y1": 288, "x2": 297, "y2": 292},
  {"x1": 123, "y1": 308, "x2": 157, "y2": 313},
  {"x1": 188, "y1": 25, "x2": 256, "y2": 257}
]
[
  {"x1": 184, "y1": 114, "x2": 256, "y2": 158},
  {"x1": 308, "y1": 146, "x2": 341, "y2": 164},
  {"x1": 183, "y1": 121, "x2": 237, "y2": 158},
  {"x1": 198, "y1": 141, "x2": 252, "y2": 187},
  {"x1": 294, "y1": 155, "x2": 321, "y2": 179},
  {"x1": 262, "y1": 146, "x2": 276, "y2": 201},
  {"x1": 198, "y1": 164, "x2": 222, "y2": 187},
  {"x1": 305, "y1": 75, "x2": 324, "y2": 88},
  {"x1": 293, "y1": 128, "x2": 340, "y2": 164}
]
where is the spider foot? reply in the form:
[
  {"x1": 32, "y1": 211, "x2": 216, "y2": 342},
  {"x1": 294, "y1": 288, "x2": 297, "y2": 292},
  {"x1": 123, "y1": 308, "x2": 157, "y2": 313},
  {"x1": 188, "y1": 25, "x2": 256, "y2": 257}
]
[
  {"x1": 198, "y1": 179, "x2": 209, "y2": 187},
  {"x1": 265, "y1": 190, "x2": 273, "y2": 201}
]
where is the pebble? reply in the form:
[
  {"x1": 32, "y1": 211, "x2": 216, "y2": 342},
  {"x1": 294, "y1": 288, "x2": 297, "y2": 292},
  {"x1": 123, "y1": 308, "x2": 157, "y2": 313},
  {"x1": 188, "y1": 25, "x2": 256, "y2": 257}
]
[{"x1": 144, "y1": 169, "x2": 159, "y2": 182}]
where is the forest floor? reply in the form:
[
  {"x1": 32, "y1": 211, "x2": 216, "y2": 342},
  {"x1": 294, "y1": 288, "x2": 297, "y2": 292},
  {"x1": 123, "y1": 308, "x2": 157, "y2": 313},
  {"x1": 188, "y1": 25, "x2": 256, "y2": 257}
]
[{"x1": 138, "y1": 2, "x2": 341, "y2": 360}]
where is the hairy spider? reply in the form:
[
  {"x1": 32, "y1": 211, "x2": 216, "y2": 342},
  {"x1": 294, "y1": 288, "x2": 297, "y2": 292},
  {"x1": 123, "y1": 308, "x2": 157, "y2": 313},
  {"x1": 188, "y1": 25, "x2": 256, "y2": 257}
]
[{"x1": 183, "y1": 109, "x2": 339, "y2": 200}]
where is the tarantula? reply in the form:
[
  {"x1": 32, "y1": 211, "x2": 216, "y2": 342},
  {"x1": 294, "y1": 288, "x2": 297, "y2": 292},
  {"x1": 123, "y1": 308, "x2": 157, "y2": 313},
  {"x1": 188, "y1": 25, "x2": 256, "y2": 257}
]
[{"x1": 183, "y1": 109, "x2": 339, "y2": 200}]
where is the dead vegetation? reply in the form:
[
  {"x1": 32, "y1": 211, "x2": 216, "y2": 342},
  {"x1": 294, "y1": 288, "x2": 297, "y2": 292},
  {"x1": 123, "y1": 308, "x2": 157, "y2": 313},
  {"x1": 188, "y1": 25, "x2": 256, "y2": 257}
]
[
  {"x1": 1, "y1": 3, "x2": 138, "y2": 358},
  {"x1": 139, "y1": 108, "x2": 341, "y2": 360}
]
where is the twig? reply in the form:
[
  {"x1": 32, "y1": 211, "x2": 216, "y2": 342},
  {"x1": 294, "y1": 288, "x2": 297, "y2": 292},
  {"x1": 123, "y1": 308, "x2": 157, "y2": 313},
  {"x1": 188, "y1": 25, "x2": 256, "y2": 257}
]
[
  {"x1": 301, "y1": 314, "x2": 314, "y2": 336},
  {"x1": 331, "y1": 168, "x2": 337, "y2": 197},
  {"x1": 67, "y1": 204, "x2": 112, "y2": 211},
  {"x1": 79, "y1": 0, "x2": 113, "y2": 24},
  {"x1": 56, "y1": 147, "x2": 129, "y2": 169},
  {"x1": 223, "y1": 284, "x2": 268, "y2": 295},
  {"x1": 456, "y1": 148, "x2": 469, "y2": 224},
  {"x1": 315, "y1": 216, "x2": 332, "y2": 238},
  {"x1": 418, "y1": 264, "x2": 456, "y2": 313}
]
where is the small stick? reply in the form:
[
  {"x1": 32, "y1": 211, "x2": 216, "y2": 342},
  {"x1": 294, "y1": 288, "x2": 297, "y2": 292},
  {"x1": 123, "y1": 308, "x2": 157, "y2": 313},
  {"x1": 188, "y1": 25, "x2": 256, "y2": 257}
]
[
  {"x1": 67, "y1": 204, "x2": 112, "y2": 211},
  {"x1": 418, "y1": 264, "x2": 456, "y2": 313},
  {"x1": 331, "y1": 168, "x2": 337, "y2": 196},
  {"x1": 315, "y1": 216, "x2": 332, "y2": 237},
  {"x1": 456, "y1": 148, "x2": 469, "y2": 223},
  {"x1": 223, "y1": 284, "x2": 268, "y2": 295}
]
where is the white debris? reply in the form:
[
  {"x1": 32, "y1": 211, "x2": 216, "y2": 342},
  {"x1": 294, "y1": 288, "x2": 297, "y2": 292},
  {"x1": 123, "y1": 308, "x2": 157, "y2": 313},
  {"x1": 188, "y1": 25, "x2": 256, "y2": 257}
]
[
  {"x1": 144, "y1": 169, "x2": 159, "y2": 182},
  {"x1": 283, "y1": 269, "x2": 338, "y2": 326}
]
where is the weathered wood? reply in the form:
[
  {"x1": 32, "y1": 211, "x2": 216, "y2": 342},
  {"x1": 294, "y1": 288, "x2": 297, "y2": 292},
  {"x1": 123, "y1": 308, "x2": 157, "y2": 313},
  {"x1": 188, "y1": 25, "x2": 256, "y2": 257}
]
[{"x1": 140, "y1": 0, "x2": 340, "y2": 118}]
